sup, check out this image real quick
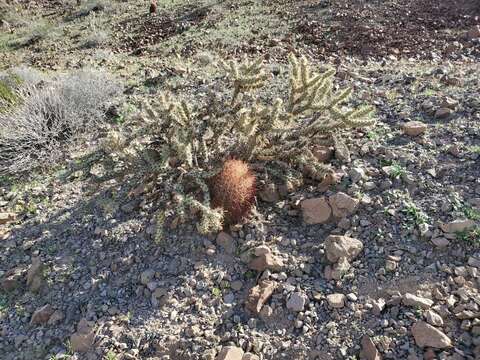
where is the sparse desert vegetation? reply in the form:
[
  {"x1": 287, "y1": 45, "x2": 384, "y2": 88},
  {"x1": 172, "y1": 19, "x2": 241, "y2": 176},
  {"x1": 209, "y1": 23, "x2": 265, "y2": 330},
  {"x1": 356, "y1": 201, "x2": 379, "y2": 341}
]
[
  {"x1": 0, "y1": 68, "x2": 121, "y2": 174},
  {"x1": 0, "y1": 1, "x2": 479, "y2": 360}
]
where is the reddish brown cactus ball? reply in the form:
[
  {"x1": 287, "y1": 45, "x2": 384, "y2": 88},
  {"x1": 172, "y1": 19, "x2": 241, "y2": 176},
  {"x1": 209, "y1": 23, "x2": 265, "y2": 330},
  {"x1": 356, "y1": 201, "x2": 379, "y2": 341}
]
[
  {"x1": 209, "y1": 159, "x2": 256, "y2": 224},
  {"x1": 149, "y1": 1, "x2": 157, "y2": 14}
]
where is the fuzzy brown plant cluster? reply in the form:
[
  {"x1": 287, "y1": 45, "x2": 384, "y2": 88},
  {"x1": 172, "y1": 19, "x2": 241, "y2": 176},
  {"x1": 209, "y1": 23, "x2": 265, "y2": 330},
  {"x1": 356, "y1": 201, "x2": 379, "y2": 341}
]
[
  {"x1": 149, "y1": 1, "x2": 157, "y2": 15},
  {"x1": 106, "y1": 54, "x2": 375, "y2": 236},
  {"x1": 210, "y1": 159, "x2": 256, "y2": 224}
]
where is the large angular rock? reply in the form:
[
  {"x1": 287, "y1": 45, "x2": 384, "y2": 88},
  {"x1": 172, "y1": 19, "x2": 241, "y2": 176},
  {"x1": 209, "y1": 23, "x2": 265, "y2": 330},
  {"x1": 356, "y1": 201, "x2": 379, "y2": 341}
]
[
  {"x1": 324, "y1": 235, "x2": 363, "y2": 263},
  {"x1": 403, "y1": 121, "x2": 427, "y2": 137},
  {"x1": 0, "y1": 212, "x2": 16, "y2": 225},
  {"x1": 360, "y1": 335, "x2": 382, "y2": 360},
  {"x1": 301, "y1": 197, "x2": 332, "y2": 224},
  {"x1": 216, "y1": 346, "x2": 244, "y2": 360},
  {"x1": 286, "y1": 292, "x2": 307, "y2": 312},
  {"x1": 245, "y1": 280, "x2": 276, "y2": 314},
  {"x1": 1, "y1": 268, "x2": 23, "y2": 292},
  {"x1": 440, "y1": 219, "x2": 475, "y2": 234},
  {"x1": 26, "y1": 258, "x2": 45, "y2": 293},
  {"x1": 328, "y1": 192, "x2": 359, "y2": 219},
  {"x1": 70, "y1": 319, "x2": 96, "y2": 353},
  {"x1": 248, "y1": 253, "x2": 283, "y2": 272},
  {"x1": 30, "y1": 304, "x2": 54, "y2": 326},
  {"x1": 411, "y1": 321, "x2": 452, "y2": 348},
  {"x1": 403, "y1": 293, "x2": 433, "y2": 309},
  {"x1": 216, "y1": 232, "x2": 236, "y2": 255}
]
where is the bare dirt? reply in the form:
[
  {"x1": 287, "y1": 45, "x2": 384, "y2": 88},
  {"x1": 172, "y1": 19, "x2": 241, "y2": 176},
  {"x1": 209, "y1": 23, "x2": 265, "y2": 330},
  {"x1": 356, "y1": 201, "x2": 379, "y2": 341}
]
[{"x1": 295, "y1": 0, "x2": 480, "y2": 59}]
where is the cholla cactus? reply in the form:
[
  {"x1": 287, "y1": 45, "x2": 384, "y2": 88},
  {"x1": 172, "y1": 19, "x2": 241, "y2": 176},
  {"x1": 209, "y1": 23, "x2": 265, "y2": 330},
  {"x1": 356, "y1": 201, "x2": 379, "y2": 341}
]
[
  {"x1": 138, "y1": 93, "x2": 232, "y2": 234},
  {"x1": 221, "y1": 57, "x2": 269, "y2": 106},
  {"x1": 136, "y1": 53, "x2": 375, "y2": 235},
  {"x1": 221, "y1": 54, "x2": 375, "y2": 180}
]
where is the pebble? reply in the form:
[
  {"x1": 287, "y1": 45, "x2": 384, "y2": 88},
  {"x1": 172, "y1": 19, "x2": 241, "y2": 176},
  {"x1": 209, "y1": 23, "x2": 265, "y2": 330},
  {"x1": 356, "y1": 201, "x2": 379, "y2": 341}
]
[
  {"x1": 425, "y1": 310, "x2": 444, "y2": 327},
  {"x1": 327, "y1": 293, "x2": 346, "y2": 309},
  {"x1": 434, "y1": 107, "x2": 453, "y2": 119},
  {"x1": 286, "y1": 292, "x2": 307, "y2": 312},
  {"x1": 403, "y1": 121, "x2": 427, "y2": 137}
]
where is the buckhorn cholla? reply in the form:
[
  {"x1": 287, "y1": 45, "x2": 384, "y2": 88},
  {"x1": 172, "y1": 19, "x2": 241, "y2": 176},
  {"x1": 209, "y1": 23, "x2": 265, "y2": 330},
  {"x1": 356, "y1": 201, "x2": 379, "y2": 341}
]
[{"x1": 107, "y1": 54, "x2": 375, "y2": 237}]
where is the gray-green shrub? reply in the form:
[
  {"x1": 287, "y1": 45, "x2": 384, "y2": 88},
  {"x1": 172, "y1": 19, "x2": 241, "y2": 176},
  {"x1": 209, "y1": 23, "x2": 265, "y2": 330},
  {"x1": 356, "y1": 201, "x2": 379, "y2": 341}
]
[{"x1": 0, "y1": 68, "x2": 121, "y2": 175}]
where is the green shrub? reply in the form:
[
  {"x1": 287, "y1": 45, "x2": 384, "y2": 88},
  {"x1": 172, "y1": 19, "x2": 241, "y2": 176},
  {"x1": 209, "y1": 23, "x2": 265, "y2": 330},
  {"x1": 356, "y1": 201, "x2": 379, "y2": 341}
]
[
  {"x1": 457, "y1": 227, "x2": 480, "y2": 247},
  {"x1": 66, "y1": 0, "x2": 110, "y2": 21},
  {"x1": 0, "y1": 81, "x2": 19, "y2": 110}
]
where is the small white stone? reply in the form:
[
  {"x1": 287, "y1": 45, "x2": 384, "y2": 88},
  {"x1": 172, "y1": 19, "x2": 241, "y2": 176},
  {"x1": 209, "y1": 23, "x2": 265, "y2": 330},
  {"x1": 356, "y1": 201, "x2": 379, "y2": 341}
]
[
  {"x1": 327, "y1": 293, "x2": 346, "y2": 309},
  {"x1": 425, "y1": 310, "x2": 444, "y2": 327}
]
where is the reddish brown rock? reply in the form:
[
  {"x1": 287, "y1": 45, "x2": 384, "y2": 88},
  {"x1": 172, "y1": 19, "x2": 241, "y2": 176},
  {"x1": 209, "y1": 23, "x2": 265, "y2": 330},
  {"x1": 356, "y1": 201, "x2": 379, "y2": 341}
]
[
  {"x1": 30, "y1": 304, "x2": 54, "y2": 326},
  {"x1": 248, "y1": 253, "x2": 283, "y2": 272},
  {"x1": 301, "y1": 197, "x2": 332, "y2": 224},
  {"x1": 360, "y1": 335, "x2": 382, "y2": 360},
  {"x1": 70, "y1": 319, "x2": 96, "y2": 353},
  {"x1": 402, "y1": 121, "x2": 427, "y2": 137},
  {"x1": 245, "y1": 280, "x2": 276, "y2": 314},
  {"x1": 328, "y1": 192, "x2": 359, "y2": 218},
  {"x1": 411, "y1": 321, "x2": 452, "y2": 349}
]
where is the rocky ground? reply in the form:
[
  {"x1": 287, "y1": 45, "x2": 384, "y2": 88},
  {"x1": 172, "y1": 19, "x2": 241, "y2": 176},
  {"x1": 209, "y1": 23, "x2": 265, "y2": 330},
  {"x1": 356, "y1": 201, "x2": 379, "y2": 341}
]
[{"x1": 1, "y1": 0, "x2": 480, "y2": 360}]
